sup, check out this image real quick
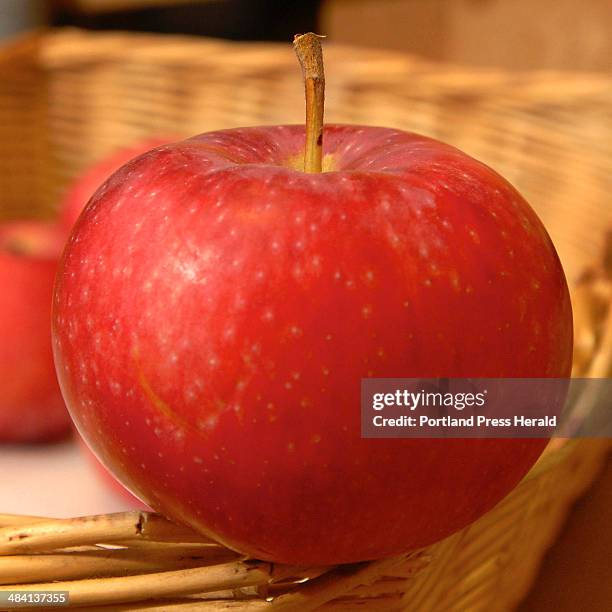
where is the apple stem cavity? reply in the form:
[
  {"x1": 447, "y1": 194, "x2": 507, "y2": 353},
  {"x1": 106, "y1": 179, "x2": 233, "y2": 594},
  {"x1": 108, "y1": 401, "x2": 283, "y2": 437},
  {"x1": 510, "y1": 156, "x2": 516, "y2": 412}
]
[{"x1": 293, "y1": 32, "x2": 326, "y2": 174}]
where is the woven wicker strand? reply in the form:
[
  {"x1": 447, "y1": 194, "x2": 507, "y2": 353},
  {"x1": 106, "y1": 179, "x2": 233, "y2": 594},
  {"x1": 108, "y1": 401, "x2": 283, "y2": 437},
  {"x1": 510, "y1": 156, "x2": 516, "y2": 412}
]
[{"x1": 0, "y1": 30, "x2": 610, "y2": 611}]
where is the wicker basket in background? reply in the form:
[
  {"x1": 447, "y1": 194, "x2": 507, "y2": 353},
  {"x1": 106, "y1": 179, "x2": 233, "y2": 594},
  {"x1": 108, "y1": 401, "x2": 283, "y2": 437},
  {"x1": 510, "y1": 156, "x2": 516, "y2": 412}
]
[{"x1": 0, "y1": 29, "x2": 610, "y2": 611}]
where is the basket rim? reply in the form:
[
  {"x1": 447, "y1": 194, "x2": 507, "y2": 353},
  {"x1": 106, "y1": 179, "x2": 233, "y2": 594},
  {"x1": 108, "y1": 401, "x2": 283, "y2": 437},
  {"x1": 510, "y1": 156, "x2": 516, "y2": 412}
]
[{"x1": 1, "y1": 28, "x2": 611, "y2": 101}]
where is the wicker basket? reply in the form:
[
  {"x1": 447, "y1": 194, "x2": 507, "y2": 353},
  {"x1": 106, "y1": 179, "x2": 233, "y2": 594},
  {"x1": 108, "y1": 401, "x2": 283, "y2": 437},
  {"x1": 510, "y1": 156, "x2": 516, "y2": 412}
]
[{"x1": 0, "y1": 30, "x2": 610, "y2": 611}]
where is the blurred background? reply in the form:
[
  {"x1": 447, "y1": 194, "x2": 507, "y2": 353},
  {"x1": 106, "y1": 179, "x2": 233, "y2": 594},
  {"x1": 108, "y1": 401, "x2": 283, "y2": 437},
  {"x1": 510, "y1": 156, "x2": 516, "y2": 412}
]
[
  {"x1": 0, "y1": 2, "x2": 610, "y2": 611},
  {"x1": 1, "y1": 0, "x2": 611, "y2": 70}
]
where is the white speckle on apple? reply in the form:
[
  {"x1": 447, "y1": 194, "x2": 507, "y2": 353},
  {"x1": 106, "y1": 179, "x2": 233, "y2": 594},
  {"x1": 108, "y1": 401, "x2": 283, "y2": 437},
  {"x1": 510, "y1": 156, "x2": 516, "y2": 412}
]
[
  {"x1": 361, "y1": 304, "x2": 373, "y2": 319},
  {"x1": 387, "y1": 230, "x2": 401, "y2": 247}
]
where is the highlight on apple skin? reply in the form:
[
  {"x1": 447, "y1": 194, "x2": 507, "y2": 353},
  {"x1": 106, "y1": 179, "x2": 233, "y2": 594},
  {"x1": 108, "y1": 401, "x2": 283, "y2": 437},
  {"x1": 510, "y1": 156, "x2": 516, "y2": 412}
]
[{"x1": 52, "y1": 124, "x2": 572, "y2": 564}]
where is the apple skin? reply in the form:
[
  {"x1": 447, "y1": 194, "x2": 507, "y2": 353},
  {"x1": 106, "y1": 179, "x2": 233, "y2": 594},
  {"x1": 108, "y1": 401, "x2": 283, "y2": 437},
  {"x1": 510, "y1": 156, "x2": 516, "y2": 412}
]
[
  {"x1": 53, "y1": 125, "x2": 572, "y2": 564},
  {"x1": 0, "y1": 221, "x2": 71, "y2": 442},
  {"x1": 60, "y1": 138, "x2": 174, "y2": 232},
  {"x1": 77, "y1": 437, "x2": 150, "y2": 510}
]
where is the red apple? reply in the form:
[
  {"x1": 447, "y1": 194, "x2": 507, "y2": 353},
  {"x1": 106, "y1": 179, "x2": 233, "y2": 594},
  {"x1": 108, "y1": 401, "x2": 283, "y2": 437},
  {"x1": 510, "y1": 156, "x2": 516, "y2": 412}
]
[
  {"x1": 52, "y1": 124, "x2": 572, "y2": 564},
  {"x1": 77, "y1": 437, "x2": 150, "y2": 510},
  {"x1": 60, "y1": 138, "x2": 174, "y2": 232},
  {"x1": 0, "y1": 221, "x2": 71, "y2": 442}
]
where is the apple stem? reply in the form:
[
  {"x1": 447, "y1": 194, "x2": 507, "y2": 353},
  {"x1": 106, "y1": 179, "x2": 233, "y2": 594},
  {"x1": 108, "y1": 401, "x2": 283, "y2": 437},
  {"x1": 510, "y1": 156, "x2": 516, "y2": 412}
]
[{"x1": 293, "y1": 33, "x2": 325, "y2": 173}]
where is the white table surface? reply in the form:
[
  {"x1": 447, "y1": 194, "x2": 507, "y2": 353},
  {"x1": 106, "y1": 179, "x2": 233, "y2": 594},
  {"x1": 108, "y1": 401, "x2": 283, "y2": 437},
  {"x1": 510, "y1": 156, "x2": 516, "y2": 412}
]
[{"x1": 0, "y1": 439, "x2": 141, "y2": 517}]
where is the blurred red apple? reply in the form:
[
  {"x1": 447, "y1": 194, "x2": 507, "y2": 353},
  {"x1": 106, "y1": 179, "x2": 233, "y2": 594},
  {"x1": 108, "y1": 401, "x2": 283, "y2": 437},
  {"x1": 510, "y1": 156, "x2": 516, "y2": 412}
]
[
  {"x1": 0, "y1": 221, "x2": 70, "y2": 442},
  {"x1": 60, "y1": 138, "x2": 174, "y2": 232},
  {"x1": 53, "y1": 124, "x2": 572, "y2": 564}
]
